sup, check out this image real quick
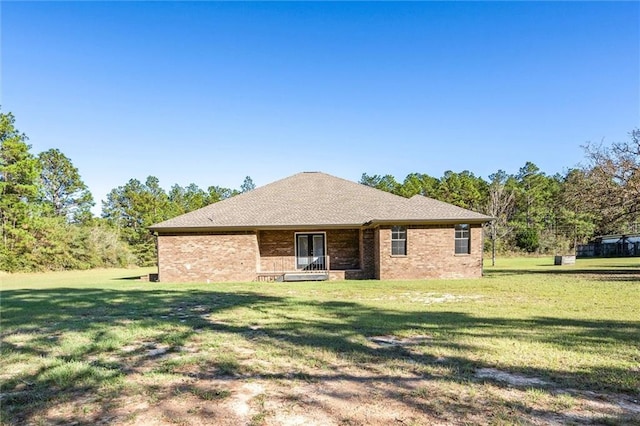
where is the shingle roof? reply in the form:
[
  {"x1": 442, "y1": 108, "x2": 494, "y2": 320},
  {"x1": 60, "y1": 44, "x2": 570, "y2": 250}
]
[{"x1": 149, "y1": 172, "x2": 492, "y2": 231}]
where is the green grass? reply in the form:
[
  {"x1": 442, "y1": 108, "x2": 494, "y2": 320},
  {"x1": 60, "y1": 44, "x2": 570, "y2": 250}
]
[{"x1": 1, "y1": 258, "x2": 639, "y2": 425}]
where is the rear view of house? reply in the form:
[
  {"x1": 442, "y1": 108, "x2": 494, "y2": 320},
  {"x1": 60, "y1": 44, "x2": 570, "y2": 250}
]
[{"x1": 149, "y1": 172, "x2": 492, "y2": 282}]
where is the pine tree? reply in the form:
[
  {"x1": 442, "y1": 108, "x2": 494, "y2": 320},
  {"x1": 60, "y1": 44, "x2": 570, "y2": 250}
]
[{"x1": 0, "y1": 111, "x2": 41, "y2": 270}]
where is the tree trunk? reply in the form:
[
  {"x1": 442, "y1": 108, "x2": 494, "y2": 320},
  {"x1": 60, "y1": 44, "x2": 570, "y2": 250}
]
[{"x1": 491, "y1": 222, "x2": 496, "y2": 267}]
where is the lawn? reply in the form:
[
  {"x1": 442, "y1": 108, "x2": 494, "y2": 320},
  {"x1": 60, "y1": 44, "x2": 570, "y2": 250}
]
[{"x1": 1, "y1": 258, "x2": 639, "y2": 425}]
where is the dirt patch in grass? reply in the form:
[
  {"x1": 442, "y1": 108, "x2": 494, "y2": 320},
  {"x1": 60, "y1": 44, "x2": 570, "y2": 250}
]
[
  {"x1": 476, "y1": 367, "x2": 551, "y2": 387},
  {"x1": 14, "y1": 352, "x2": 638, "y2": 426},
  {"x1": 4, "y1": 317, "x2": 640, "y2": 425}
]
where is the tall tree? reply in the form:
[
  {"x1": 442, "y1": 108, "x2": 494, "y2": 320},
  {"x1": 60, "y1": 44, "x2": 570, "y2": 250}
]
[
  {"x1": 552, "y1": 173, "x2": 597, "y2": 253},
  {"x1": 0, "y1": 111, "x2": 41, "y2": 270},
  {"x1": 561, "y1": 168, "x2": 601, "y2": 238},
  {"x1": 398, "y1": 172, "x2": 439, "y2": 198},
  {"x1": 360, "y1": 173, "x2": 401, "y2": 194},
  {"x1": 485, "y1": 170, "x2": 516, "y2": 265},
  {"x1": 578, "y1": 129, "x2": 640, "y2": 233},
  {"x1": 240, "y1": 176, "x2": 256, "y2": 193},
  {"x1": 511, "y1": 162, "x2": 560, "y2": 252},
  {"x1": 207, "y1": 185, "x2": 238, "y2": 203},
  {"x1": 168, "y1": 183, "x2": 210, "y2": 216},
  {"x1": 436, "y1": 170, "x2": 488, "y2": 212},
  {"x1": 514, "y1": 162, "x2": 545, "y2": 228},
  {"x1": 38, "y1": 148, "x2": 94, "y2": 223},
  {"x1": 102, "y1": 176, "x2": 171, "y2": 265}
]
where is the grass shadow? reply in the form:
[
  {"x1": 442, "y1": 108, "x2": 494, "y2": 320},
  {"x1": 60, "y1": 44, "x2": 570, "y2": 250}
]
[
  {"x1": 1, "y1": 285, "x2": 639, "y2": 425},
  {"x1": 113, "y1": 275, "x2": 148, "y2": 281},
  {"x1": 488, "y1": 267, "x2": 640, "y2": 282}
]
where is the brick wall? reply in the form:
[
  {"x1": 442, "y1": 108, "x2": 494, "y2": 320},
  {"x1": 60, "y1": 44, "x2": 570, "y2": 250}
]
[
  {"x1": 258, "y1": 229, "x2": 361, "y2": 272},
  {"x1": 157, "y1": 224, "x2": 484, "y2": 282},
  {"x1": 258, "y1": 230, "x2": 296, "y2": 272},
  {"x1": 360, "y1": 228, "x2": 376, "y2": 279},
  {"x1": 376, "y1": 225, "x2": 484, "y2": 280},
  {"x1": 373, "y1": 227, "x2": 381, "y2": 279},
  {"x1": 157, "y1": 232, "x2": 259, "y2": 282},
  {"x1": 327, "y1": 229, "x2": 359, "y2": 270}
]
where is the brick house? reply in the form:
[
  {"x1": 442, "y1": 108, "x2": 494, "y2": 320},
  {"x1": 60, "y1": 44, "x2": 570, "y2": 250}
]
[{"x1": 149, "y1": 172, "x2": 492, "y2": 282}]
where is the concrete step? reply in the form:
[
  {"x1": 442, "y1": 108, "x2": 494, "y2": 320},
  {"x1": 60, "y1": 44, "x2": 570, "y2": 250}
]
[{"x1": 283, "y1": 272, "x2": 329, "y2": 282}]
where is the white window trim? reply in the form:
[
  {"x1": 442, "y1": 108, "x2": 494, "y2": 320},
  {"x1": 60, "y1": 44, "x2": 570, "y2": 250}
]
[
  {"x1": 454, "y1": 224, "x2": 471, "y2": 255},
  {"x1": 391, "y1": 226, "x2": 408, "y2": 256}
]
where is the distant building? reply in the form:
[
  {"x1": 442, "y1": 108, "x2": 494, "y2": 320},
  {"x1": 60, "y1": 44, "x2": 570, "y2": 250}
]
[{"x1": 576, "y1": 234, "x2": 640, "y2": 258}]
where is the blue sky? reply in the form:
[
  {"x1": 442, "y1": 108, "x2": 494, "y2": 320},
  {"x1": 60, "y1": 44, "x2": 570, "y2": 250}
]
[{"x1": 2, "y1": 2, "x2": 639, "y2": 213}]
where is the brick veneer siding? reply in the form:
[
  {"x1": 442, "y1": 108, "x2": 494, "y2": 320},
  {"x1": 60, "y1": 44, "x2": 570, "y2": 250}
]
[
  {"x1": 373, "y1": 227, "x2": 381, "y2": 279},
  {"x1": 359, "y1": 228, "x2": 376, "y2": 279},
  {"x1": 258, "y1": 230, "x2": 295, "y2": 272},
  {"x1": 157, "y1": 232, "x2": 259, "y2": 282},
  {"x1": 258, "y1": 229, "x2": 361, "y2": 272},
  {"x1": 156, "y1": 224, "x2": 484, "y2": 282},
  {"x1": 376, "y1": 225, "x2": 484, "y2": 280},
  {"x1": 327, "y1": 229, "x2": 359, "y2": 269}
]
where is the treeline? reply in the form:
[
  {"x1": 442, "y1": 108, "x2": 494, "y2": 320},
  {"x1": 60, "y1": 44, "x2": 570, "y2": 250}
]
[
  {"x1": 101, "y1": 175, "x2": 255, "y2": 266},
  {"x1": 362, "y1": 166, "x2": 580, "y2": 255},
  {"x1": 0, "y1": 110, "x2": 253, "y2": 271},
  {"x1": 2, "y1": 108, "x2": 638, "y2": 272},
  {"x1": 0, "y1": 111, "x2": 127, "y2": 271},
  {"x1": 360, "y1": 130, "x2": 640, "y2": 255}
]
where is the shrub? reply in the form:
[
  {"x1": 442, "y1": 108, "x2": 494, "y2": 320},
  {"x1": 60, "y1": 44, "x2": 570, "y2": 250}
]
[{"x1": 515, "y1": 228, "x2": 540, "y2": 253}]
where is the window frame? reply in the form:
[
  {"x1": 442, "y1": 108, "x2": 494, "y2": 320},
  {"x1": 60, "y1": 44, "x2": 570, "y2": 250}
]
[
  {"x1": 391, "y1": 225, "x2": 407, "y2": 256},
  {"x1": 454, "y1": 224, "x2": 470, "y2": 255}
]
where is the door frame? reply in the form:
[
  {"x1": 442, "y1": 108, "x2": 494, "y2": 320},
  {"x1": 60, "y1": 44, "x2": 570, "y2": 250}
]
[{"x1": 294, "y1": 232, "x2": 327, "y2": 270}]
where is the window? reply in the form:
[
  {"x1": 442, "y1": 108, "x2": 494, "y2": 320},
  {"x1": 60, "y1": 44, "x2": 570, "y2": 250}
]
[
  {"x1": 455, "y1": 224, "x2": 470, "y2": 254},
  {"x1": 391, "y1": 226, "x2": 407, "y2": 255}
]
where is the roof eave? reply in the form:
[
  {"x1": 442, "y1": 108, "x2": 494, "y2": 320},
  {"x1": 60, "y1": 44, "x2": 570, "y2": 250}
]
[
  {"x1": 150, "y1": 217, "x2": 494, "y2": 234},
  {"x1": 150, "y1": 223, "x2": 370, "y2": 234},
  {"x1": 368, "y1": 218, "x2": 493, "y2": 226}
]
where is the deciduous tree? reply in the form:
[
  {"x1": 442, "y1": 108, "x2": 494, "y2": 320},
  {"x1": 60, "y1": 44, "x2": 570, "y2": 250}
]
[
  {"x1": 578, "y1": 129, "x2": 640, "y2": 233},
  {"x1": 485, "y1": 170, "x2": 516, "y2": 265}
]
